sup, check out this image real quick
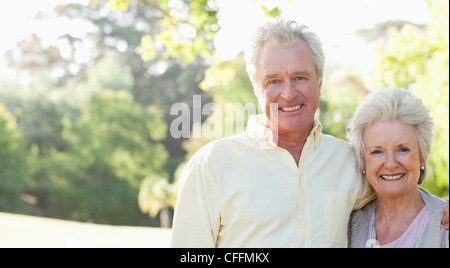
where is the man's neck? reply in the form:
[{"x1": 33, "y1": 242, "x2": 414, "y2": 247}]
[{"x1": 273, "y1": 128, "x2": 311, "y2": 166}]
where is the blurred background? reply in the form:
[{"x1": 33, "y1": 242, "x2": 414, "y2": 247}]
[{"x1": 0, "y1": 0, "x2": 448, "y2": 234}]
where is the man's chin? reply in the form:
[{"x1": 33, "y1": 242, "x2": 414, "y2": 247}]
[{"x1": 278, "y1": 119, "x2": 312, "y2": 132}]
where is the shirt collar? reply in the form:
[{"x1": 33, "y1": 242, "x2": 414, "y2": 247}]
[{"x1": 246, "y1": 115, "x2": 322, "y2": 149}]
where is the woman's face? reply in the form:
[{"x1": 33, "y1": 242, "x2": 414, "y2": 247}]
[{"x1": 363, "y1": 119, "x2": 423, "y2": 199}]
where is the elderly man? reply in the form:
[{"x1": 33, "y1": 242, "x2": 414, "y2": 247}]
[{"x1": 171, "y1": 18, "x2": 448, "y2": 248}]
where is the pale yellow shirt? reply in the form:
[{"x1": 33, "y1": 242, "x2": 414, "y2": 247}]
[{"x1": 171, "y1": 115, "x2": 372, "y2": 248}]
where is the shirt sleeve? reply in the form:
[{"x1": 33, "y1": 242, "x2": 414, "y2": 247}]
[{"x1": 171, "y1": 151, "x2": 221, "y2": 248}]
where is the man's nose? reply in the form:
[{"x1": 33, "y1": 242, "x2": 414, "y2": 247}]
[{"x1": 281, "y1": 79, "x2": 296, "y2": 100}]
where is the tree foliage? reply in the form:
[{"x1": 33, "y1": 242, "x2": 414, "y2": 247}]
[
  {"x1": 1, "y1": 0, "x2": 213, "y2": 225},
  {"x1": 0, "y1": 104, "x2": 33, "y2": 213},
  {"x1": 42, "y1": 90, "x2": 169, "y2": 224},
  {"x1": 106, "y1": 0, "x2": 219, "y2": 63}
]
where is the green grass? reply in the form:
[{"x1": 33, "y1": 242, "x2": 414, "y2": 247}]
[{"x1": 0, "y1": 212, "x2": 172, "y2": 248}]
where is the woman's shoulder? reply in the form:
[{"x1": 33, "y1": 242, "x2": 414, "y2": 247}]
[
  {"x1": 352, "y1": 198, "x2": 377, "y2": 216},
  {"x1": 416, "y1": 188, "x2": 449, "y2": 248},
  {"x1": 349, "y1": 199, "x2": 377, "y2": 232},
  {"x1": 348, "y1": 199, "x2": 377, "y2": 248},
  {"x1": 419, "y1": 187, "x2": 446, "y2": 214}
]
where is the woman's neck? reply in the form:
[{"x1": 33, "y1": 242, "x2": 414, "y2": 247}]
[
  {"x1": 375, "y1": 189, "x2": 425, "y2": 244},
  {"x1": 376, "y1": 189, "x2": 424, "y2": 218}
]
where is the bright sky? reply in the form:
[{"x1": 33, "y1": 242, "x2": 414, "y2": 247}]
[
  {"x1": 215, "y1": 0, "x2": 431, "y2": 68},
  {"x1": 0, "y1": 0, "x2": 431, "y2": 74},
  {"x1": 0, "y1": 0, "x2": 91, "y2": 74},
  {"x1": 0, "y1": 1, "x2": 83, "y2": 53}
]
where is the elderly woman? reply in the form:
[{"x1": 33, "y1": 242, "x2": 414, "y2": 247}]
[{"x1": 346, "y1": 88, "x2": 449, "y2": 248}]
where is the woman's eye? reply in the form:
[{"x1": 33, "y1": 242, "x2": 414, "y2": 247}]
[
  {"x1": 399, "y1": 147, "x2": 410, "y2": 153},
  {"x1": 370, "y1": 150, "x2": 382, "y2": 155}
]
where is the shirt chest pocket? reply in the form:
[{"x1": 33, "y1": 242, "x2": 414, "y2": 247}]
[{"x1": 324, "y1": 192, "x2": 356, "y2": 246}]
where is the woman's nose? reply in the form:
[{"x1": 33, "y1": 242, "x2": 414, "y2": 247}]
[{"x1": 384, "y1": 151, "x2": 399, "y2": 170}]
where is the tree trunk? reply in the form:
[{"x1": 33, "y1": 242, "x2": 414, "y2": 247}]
[{"x1": 160, "y1": 207, "x2": 171, "y2": 228}]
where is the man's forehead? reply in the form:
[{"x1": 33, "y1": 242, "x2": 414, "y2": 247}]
[
  {"x1": 258, "y1": 42, "x2": 313, "y2": 64},
  {"x1": 261, "y1": 39, "x2": 309, "y2": 53}
]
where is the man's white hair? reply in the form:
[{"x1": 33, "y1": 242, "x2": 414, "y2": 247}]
[{"x1": 244, "y1": 18, "x2": 325, "y2": 97}]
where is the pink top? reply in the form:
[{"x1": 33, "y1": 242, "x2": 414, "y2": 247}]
[{"x1": 380, "y1": 206, "x2": 430, "y2": 248}]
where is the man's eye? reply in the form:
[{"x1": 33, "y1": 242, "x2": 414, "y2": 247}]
[
  {"x1": 295, "y1": 76, "x2": 305, "y2": 81},
  {"x1": 399, "y1": 147, "x2": 410, "y2": 153},
  {"x1": 269, "y1": 80, "x2": 279, "y2": 85}
]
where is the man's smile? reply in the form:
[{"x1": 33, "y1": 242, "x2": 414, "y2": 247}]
[{"x1": 279, "y1": 104, "x2": 303, "y2": 112}]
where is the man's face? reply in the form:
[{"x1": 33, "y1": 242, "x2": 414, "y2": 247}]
[{"x1": 254, "y1": 40, "x2": 322, "y2": 137}]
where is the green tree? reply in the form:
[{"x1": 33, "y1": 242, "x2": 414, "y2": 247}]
[
  {"x1": 371, "y1": 0, "x2": 449, "y2": 197},
  {"x1": 138, "y1": 174, "x2": 177, "y2": 228},
  {"x1": 52, "y1": 0, "x2": 213, "y2": 181},
  {"x1": 107, "y1": 0, "x2": 219, "y2": 63},
  {"x1": 106, "y1": 0, "x2": 293, "y2": 63},
  {"x1": 0, "y1": 103, "x2": 33, "y2": 213},
  {"x1": 46, "y1": 90, "x2": 169, "y2": 224},
  {"x1": 319, "y1": 72, "x2": 369, "y2": 139}
]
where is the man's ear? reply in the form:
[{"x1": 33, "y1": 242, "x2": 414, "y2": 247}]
[{"x1": 317, "y1": 80, "x2": 323, "y2": 96}]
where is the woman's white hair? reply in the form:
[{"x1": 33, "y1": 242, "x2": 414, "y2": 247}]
[
  {"x1": 244, "y1": 18, "x2": 325, "y2": 97},
  {"x1": 346, "y1": 88, "x2": 436, "y2": 184}
]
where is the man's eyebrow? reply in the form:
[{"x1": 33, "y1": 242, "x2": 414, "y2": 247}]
[
  {"x1": 263, "y1": 73, "x2": 279, "y2": 80},
  {"x1": 263, "y1": 69, "x2": 312, "y2": 78},
  {"x1": 261, "y1": 69, "x2": 313, "y2": 83},
  {"x1": 292, "y1": 70, "x2": 312, "y2": 76}
]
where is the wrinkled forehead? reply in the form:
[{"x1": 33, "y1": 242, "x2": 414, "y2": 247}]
[{"x1": 255, "y1": 40, "x2": 316, "y2": 77}]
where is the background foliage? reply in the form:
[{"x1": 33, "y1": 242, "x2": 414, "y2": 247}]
[{"x1": 0, "y1": 0, "x2": 448, "y2": 227}]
